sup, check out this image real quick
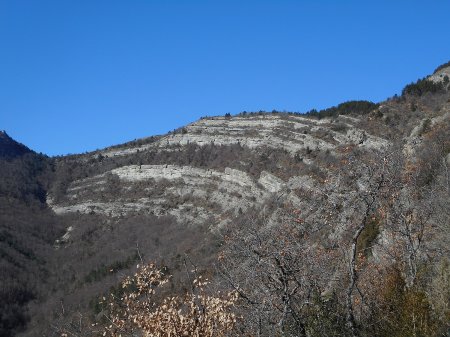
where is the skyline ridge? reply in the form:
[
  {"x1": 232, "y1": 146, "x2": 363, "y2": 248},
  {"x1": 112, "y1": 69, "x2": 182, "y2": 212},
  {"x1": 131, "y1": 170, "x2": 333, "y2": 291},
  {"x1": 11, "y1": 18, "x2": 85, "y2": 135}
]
[{"x1": 1, "y1": 1, "x2": 450, "y2": 156}]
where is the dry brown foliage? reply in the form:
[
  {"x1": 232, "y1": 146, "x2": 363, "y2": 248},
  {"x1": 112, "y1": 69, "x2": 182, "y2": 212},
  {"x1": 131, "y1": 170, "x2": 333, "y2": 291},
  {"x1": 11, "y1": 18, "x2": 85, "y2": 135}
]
[{"x1": 100, "y1": 263, "x2": 238, "y2": 337}]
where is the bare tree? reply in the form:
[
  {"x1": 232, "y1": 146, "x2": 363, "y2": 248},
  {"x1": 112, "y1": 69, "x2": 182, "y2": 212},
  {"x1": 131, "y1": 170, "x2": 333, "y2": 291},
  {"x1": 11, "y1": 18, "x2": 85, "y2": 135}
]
[{"x1": 218, "y1": 198, "x2": 342, "y2": 336}]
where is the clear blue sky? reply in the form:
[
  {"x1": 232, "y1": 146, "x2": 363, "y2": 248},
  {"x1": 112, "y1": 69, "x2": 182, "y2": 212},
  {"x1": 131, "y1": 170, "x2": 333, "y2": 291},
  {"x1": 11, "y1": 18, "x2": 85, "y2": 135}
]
[{"x1": 1, "y1": 1, "x2": 449, "y2": 156}]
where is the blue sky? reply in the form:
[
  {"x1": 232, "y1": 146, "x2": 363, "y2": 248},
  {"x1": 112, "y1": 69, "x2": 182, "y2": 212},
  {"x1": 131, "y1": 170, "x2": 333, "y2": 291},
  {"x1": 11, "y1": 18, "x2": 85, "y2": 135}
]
[{"x1": 1, "y1": 1, "x2": 449, "y2": 156}]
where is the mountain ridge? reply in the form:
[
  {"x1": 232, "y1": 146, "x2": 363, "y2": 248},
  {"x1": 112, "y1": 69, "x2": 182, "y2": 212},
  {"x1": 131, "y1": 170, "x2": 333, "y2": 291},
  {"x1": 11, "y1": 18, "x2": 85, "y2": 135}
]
[{"x1": 0, "y1": 131, "x2": 33, "y2": 160}]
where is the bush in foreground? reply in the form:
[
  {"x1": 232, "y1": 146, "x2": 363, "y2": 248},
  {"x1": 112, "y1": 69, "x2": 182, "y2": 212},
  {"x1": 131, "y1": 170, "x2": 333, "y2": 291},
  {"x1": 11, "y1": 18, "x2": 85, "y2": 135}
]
[{"x1": 98, "y1": 263, "x2": 238, "y2": 337}]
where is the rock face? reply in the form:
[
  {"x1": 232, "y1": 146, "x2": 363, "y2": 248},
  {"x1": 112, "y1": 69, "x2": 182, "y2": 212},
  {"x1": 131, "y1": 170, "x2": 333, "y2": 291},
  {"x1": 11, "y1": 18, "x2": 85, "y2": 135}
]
[
  {"x1": 53, "y1": 165, "x2": 271, "y2": 226},
  {"x1": 48, "y1": 112, "x2": 392, "y2": 231},
  {"x1": 428, "y1": 65, "x2": 450, "y2": 84},
  {"x1": 98, "y1": 114, "x2": 388, "y2": 158}
]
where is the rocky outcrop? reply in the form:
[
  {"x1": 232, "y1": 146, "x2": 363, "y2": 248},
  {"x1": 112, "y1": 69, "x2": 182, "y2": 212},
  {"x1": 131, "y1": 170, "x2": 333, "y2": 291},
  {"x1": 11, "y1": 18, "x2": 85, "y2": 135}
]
[
  {"x1": 50, "y1": 165, "x2": 283, "y2": 226},
  {"x1": 99, "y1": 114, "x2": 388, "y2": 158},
  {"x1": 49, "y1": 112, "x2": 393, "y2": 234}
]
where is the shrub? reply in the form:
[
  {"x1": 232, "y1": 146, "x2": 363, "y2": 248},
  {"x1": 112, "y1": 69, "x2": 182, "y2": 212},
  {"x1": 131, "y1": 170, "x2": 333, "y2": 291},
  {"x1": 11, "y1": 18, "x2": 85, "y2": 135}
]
[
  {"x1": 402, "y1": 78, "x2": 444, "y2": 96},
  {"x1": 98, "y1": 263, "x2": 238, "y2": 337},
  {"x1": 306, "y1": 101, "x2": 379, "y2": 119}
]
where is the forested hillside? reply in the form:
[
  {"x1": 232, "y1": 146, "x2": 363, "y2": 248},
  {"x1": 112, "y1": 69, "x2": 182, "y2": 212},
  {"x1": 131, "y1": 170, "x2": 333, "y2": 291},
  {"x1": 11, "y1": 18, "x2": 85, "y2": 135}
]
[
  {"x1": 1, "y1": 62, "x2": 449, "y2": 337},
  {"x1": 0, "y1": 134, "x2": 65, "y2": 337}
]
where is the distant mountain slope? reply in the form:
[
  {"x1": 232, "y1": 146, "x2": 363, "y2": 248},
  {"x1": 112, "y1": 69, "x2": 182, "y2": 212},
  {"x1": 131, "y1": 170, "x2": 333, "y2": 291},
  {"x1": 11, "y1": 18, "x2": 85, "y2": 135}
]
[
  {"x1": 0, "y1": 131, "x2": 31, "y2": 159},
  {"x1": 0, "y1": 142, "x2": 65, "y2": 337}
]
